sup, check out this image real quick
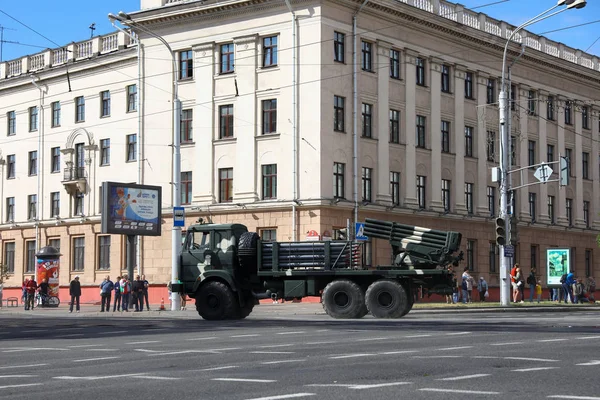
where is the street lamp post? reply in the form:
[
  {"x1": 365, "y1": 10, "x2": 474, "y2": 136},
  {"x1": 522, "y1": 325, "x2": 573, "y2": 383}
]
[
  {"x1": 108, "y1": 11, "x2": 182, "y2": 311},
  {"x1": 497, "y1": 0, "x2": 586, "y2": 306}
]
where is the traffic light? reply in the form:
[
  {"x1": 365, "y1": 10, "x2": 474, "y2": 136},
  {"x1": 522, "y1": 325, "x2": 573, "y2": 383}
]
[
  {"x1": 335, "y1": 228, "x2": 348, "y2": 240},
  {"x1": 560, "y1": 156, "x2": 569, "y2": 186},
  {"x1": 495, "y1": 217, "x2": 506, "y2": 246},
  {"x1": 509, "y1": 216, "x2": 519, "y2": 246}
]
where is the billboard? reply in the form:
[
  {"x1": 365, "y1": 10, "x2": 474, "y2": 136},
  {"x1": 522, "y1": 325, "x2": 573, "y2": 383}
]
[
  {"x1": 36, "y1": 258, "x2": 60, "y2": 297},
  {"x1": 101, "y1": 182, "x2": 162, "y2": 236},
  {"x1": 547, "y1": 248, "x2": 570, "y2": 286}
]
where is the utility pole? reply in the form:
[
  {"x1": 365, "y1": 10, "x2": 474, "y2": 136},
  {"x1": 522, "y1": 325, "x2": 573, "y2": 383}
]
[{"x1": 0, "y1": 25, "x2": 17, "y2": 62}]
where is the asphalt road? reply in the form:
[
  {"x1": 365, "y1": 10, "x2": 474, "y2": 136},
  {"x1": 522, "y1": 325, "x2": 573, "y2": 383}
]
[{"x1": 1, "y1": 304, "x2": 599, "y2": 400}]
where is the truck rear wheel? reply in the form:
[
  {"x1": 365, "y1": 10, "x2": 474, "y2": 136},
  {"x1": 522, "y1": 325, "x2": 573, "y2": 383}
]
[
  {"x1": 365, "y1": 280, "x2": 408, "y2": 318},
  {"x1": 322, "y1": 280, "x2": 366, "y2": 319},
  {"x1": 196, "y1": 281, "x2": 239, "y2": 320},
  {"x1": 238, "y1": 232, "x2": 259, "y2": 274}
]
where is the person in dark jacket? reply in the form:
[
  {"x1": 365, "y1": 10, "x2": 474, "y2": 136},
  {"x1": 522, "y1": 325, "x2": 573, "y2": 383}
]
[
  {"x1": 132, "y1": 275, "x2": 145, "y2": 311},
  {"x1": 141, "y1": 274, "x2": 150, "y2": 311},
  {"x1": 113, "y1": 276, "x2": 122, "y2": 312},
  {"x1": 69, "y1": 276, "x2": 82, "y2": 313},
  {"x1": 99, "y1": 276, "x2": 114, "y2": 312}
]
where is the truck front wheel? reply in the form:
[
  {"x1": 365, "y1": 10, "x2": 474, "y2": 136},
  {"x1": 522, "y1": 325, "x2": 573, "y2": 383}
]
[
  {"x1": 322, "y1": 280, "x2": 367, "y2": 319},
  {"x1": 365, "y1": 280, "x2": 408, "y2": 318},
  {"x1": 196, "y1": 281, "x2": 239, "y2": 320}
]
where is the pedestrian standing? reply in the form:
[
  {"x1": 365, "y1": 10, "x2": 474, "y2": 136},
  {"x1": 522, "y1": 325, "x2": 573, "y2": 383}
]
[
  {"x1": 535, "y1": 280, "x2": 543, "y2": 303},
  {"x1": 0, "y1": 281, "x2": 3, "y2": 308},
  {"x1": 25, "y1": 275, "x2": 37, "y2": 310},
  {"x1": 99, "y1": 275, "x2": 114, "y2": 312},
  {"x1": 461, "y1": 267, "x2": 473, "y2": 304},
  {"x1": 513, "y1": 266, "x2": 524, "y2": 303},
  {"x1": 477, "y1": 276, "x2": 488, "y2": 302},
  {"x1": 120, "y1": 276, "x2": 131, "y2": 312},
  {"x1": 132, "y1": 275, "x2": 144, "y2": 311},
  {"x1": 113, "y1": 276, "x2": 122, "y2": 312},
  {"x1": 141, "y1": 274, "x2": 151, "y2": 311},
  {"x1": 565, "y1": 271, "x2": 575, "y2": 304},
  {"x1": 586, "y1": 276, "x2": 596, "y2": 303},
  {"x1": 69, "y1": 276, "x2": 81, "y2": 313},
  {"x1": 527, "y1": 268, "x2": 537, "y2": 302}
]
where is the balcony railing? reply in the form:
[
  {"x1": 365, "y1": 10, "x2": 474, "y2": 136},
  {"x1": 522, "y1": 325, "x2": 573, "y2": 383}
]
[{"x1": 63, "y1": 167, "x2": 87, "y2": 181}]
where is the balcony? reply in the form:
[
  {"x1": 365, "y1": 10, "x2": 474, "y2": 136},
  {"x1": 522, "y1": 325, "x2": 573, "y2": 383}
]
[{"x1": 62, "y1": 167, "x2": 87, "y2": 195}]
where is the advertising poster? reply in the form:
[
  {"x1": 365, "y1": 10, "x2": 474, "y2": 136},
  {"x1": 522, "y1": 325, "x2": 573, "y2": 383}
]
[
  {"x1": 547, "y1": 248, "x2": 570, "y2": 286},
  {"x1": 36, "y1": 258, "x2": 60, "y2": 297},
  {"x1": 101, "y1": 182, "x2": 162, "y2": 236}
]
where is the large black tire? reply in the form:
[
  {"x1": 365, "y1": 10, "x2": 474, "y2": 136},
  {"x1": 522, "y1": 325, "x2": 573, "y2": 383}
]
[
  {"x1": 322, "y1": 280, "x2": 367, "y2": 319},
  {"x1": 238, "y1": 232, "x2": 259, "y2": 274},
  {"x1": 195, "y1": 281, "x2": 239, "y2": 320},
  {"x1": 400, "y1": 298, "x2": 414, "y2": 317},
  {"x1": 365, "y1": 280, "x2": 408, "y2": 319},
  {"x1": 236, "y1": 292, "x2": 255, "y2": 319}
]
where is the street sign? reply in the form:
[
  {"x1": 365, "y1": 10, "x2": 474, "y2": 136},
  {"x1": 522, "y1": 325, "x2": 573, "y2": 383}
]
[
  {"x1": 504, "y1": 244, "x2": 514, "y2": 258},
  {"x1": 355, "y1": 223, "x2": 368, "y2": 241},
  {"x1": 173, "y1": 206, "x2": 185, "y2": 227},
  {"x1": 533, "y1": 164, "x2": 553, "y2": 183}
]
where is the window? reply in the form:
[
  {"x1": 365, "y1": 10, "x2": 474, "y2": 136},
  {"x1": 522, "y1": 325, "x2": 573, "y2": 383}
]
[
  {"x1": 4, "y1": 242, "x2": 15, "y2": 273},
  {"x1": 566, "y1": 198, "x2": 573, "y2": 226},
  {"x1": 101, "y1": 91, "x2": 111, "y2": 117},
  {"x1": 527, "y1": 90, "x2": 536, "y2": 115},
  {"x1": 441, "y1": 120, "x2": 450, "y2": 153},
  {"x1": 390, "y1": 49, "x2": 400, "y2": 79},
  {"x1": 6, "y1": 155, "x2": 15, "y2": 179},
  {"x1": 220, "y1": 43, "x2": 235, "y2": 73},
  {"x1": 441, "y1": 179, "x2": 451, "y2": 212},
  {"x1": 126, "y1": 134, "x2": 137, "y2": 161},
  {"x1": 547, "y1": 96, "x2": 555, "y2": 120},
  {"x1": 529, "y1": 192, "x2": 537, "y2": 223},
  {"x1": 6, "y1": 197, "x2": 15, "y2": 222},
  {"x1": 262, "y1": 99, "x2": 277, "y2": 134},
  {"x1": 219, "y1": 105, "x2": 234, "y2": 138},
  {"x1": 29, "y1": 106, "x2": 38, "y2": 131},
  {"x1": 179, "y1": 50, "x2": 193, "y2": 79},
  {"x1": 510, "y1": 190, "x2": 517, "y2": 216},
  {"x1": 334, "y1": 32, "x2": 345, "y2": 63},
  {"x1": 466, "y1": 240, "x2": 475, "y2": 271},
  {"x1": 465, "y1": 182, "x2": 474, "y2": 215},
  {"x1": 262, "y1": 164, "x2": 277, "y2": 200},
  {"x1": 510, "y1": 85, "x2": 516, "y2": 111},
  {"x1": 547, "y1": 144, "x2": 554, "y2": 163},
  {"x1": 389, "y1": 109, "x2": 400, "y2": 143},
  {"x1": 510, "y1": 135, "x2": 517, "y2": 166},
  {"x1": 181, "y1": 171, "x2": 192, "y2": 205},
  {"x1": 528, "y1": 140, "x2": 536, "y2": 167},
  {"x1": 362, "y1": 167, "x2": 372, "y2": 202},
  {"x1": 25, "y1": 240, "x2": 36, "y2": 273},
  {"x1": 565, "y1": 148, "x2": 573, "y2": 177},
  {"x1": 333, "y1": 162, "x2": 345, "y2": 199},
  {"x1": 417, "y1": 175, "x2": 426, "y2": 209},
  {"x1": 263, "y1": 36, "x2": 278, "y2": 67},
  {"x1": 127, "y1": 85, "x2": 137, "y2": 112},
  {"x1": 74, "y1": 190, "x2": 84, "y2": 216},
  {"x1": 486, "y1": 79, "x2": 495, "y2": 104},
  {"x1": 7, "y1": 111, "x2": 16, "y2": 135},
  {"x1": 48, "y1": 238, "x2": 60, "y2": 252},
  {"x1": 465, "y1": 72, "x2": 473, "y2": 99},
  {"x1": 390, "y1": 171, "x2": 400, "y2": 206},
  {"x1": 334, "y1": 96, "x2": 345, "y2": 132},
  {"x1": 486, "y1": 131, "x2": 496, "y2": 162},
  {"x1": 582, "y1": 106, "x2": 589, "y2": 129},
  {"x1": 582, "y1": 152, "x2": 589, "y2": 179},
  {"x1": 51, "y1": 101, "x2": 61, "y2": 127},
  {"x1": 100, "y1": 139, "x2": 110, "y2": 166},
  {"x1": 72, "y1": 237, "x2": 85, "y2": 271},
  {"x1": 463, "y1": 126, "x2": 474, "y2": 157},
  {"x1": 548, "y1": 195, "x2": 555, "y2": 224},
  {"x1": 28, "y1": 151, "x2": 38, "y2": 176},
  {"x1": 75, "y1": 96, "x2": 85, "y2": 122},
  {"x1": 51, "y1": 147, "x2": 61, "y2": 173},
  {"x1": 28, "y1": 194, "x2": 37, "y2": 220},
  {"x1": 219, "y1": 168, "x2": 233, "y2": 203},
  {"x1": 564, "y1": 101, "x2": 572, "y2": 125},
  {"x1": 361, "y1": 41, "x2": 372, "y2": 71},
  {"x1": 50, "y1": 192, "x2": 60, "y2": 217},
  {"x1": 487, "y1": 186, "x2": 495, "y2": 217},
  {"x1": 416, "y1": 115, "x2": 426, "y2": 148},
  {"x1": 361, "y1": 103, "x2": 372, "y2": 138},
  {"x1": 531, "y1": 245, "x2": 538, "y2": 271},
  {"x1": 98, "y1": 236, "x2": 111, "y2": 270},
  {"x1": 260, "y1": 229, "x2": 277, "y2": 242},
  {"x1": 583, "y1": 201, "x2": 590, "y2": 228},
  {"x1": 489, "y1": 242, "x2": 497, "y2": 273},
  {"x1": 584, "y1": 249, "x2": 593, "y2": 277},
  {"x1": 180, "y1": 109, "x2": 193, "y2": 143},
  {"x1": 416, "y1": 57, "x2": 425, "y2": 86},
  {"x1": 441, "y1": 65, "x2": 450, "y2": 93}
]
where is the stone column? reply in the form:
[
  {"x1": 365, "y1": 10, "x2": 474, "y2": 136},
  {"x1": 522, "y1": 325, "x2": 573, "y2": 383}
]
[
  {"x1": 536, "y1": 90, "x2": 549, "y2": 223},
  {"x1": 556, "y1": 96, "x2": 567, "y2": 225},
  {"x1": 403, "y1": 49, "x2": 418, "y2": 207},
  {"x1": 429, "y1": 57, "x2": 443, "y2": 212},
  {"x1": 517, "y1": 85, "x2": 529, "y2": 220},
  {"x1": 574, "y1": 105, "x2": 585, "y2": 227},
  {"x1": 453, "y1": 65, "x2": 467, "y2": 214},
  {"x1": 475, "y1": 71, "x2": 489, "y2": 214},
  {"x1": 376, "y1": 40, "x2": 392, "y2": 205},
  {"x1": 192, "y1": 42, "x2": 216, "y2": 204},
  {"x1": 592, "y1": 106, "x2": 600, "y2": 229}
]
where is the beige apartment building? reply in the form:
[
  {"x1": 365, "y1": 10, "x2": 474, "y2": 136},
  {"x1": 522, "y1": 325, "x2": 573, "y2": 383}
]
[{"x1": 0, "y1": 0, "x2": 599, "y2": 297}]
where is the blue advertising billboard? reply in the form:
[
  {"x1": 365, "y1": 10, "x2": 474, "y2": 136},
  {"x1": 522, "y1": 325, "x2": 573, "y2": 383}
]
[
  {"x1": 101, "y1": 182, "x2": 162, "y2": 236},
  {"x1": 547, "y1": 248, "x2": 570, "y2": 286}
]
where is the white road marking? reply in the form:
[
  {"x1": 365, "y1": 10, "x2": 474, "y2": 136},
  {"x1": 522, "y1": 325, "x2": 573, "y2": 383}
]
[
  {"x1": 231, "y1": 334, "x2": 260, "y2": 338},
  {"x1": 259, "y1": 344, "x2": 295, "y2": 348},
  {"x1": 316, "y1": 329, "x2": 330, "y2": 332},
  {"x1": 505, "y1": 357, "x2": 558, "y2": 362},
  {"x1": 54, "y1": 373, "x2": 146, "y2": 381},
  {"x1": 490, "y1": 342, "x2": 524, "y2": 346},
  {"x1": 349, "y1": 382, "x2": 412, "y2": 389},
  {"x1": 73, "y1": 357, "x2": 120, "y2": 363},
  {"x1": 420, "y1": 388, "x2": 500, "y2": 395},
  {"x1": 412, "y1": 355, "x2": 462, "y2": 359},
  {"x1": 0, "y1": 383, "x2": 42, "y2": 390},
  {"x1": 548, "y1": 396, "x2": 600, "y2": 400},
  {"x1": 197, "y1": 366, "x2": 239, "y2": 371},
  {"x1": 537, "y1": 338, "x2": 568, "y2": 343},
  {"x1": 445, "y1": 332, "x2": 472, "y2": 336},
  {"x1": 329, "y1": 353, "x2": 375, "y2": 359},
  {"x1": 149, "y1": 348, "x2": 241, "y2": 356},
  {"x1": 437, "y1": 374, "x2": 490, "y2": 381},
  {"x1": 305, "y1": 341, "x2": 337, "y2": 345},
  {"x1": 132, "y1": 376, "x2": 181, "y2": 380},
  {"x1": 576, "y1": 360, "x2": 600, "y2": 366},
  {"x1": 404, "y1": 334, "x2": 432, "y2": 338},
  {"x1": 126, "y1": 341, "x2": 161, "y2": 345},
  {"x1": 276, "y1": 331, "x2": 305, "y2": 335},
  {"x1": 251, "y1": 351, "x2": 295, "y2": 355},
  {"x1": 135, "y1": 349, "x2": 161, "y2": 353},
  {"x1": 0, "y1": 364, "x2": 47, "y2": 370},
  {"x1": 3, "y1": 348, "x2": 67, "y2": 353},
  {"x1": 438, "y1": 346, "x2": 473, "y2": 351},
  {"x1": 213, "y1": 378, "x2": 277, "y2": 383},
  {"x1": 576, "y1": 336, "x2": 600, "y2": 340},
  {"x1": 186, "y1": 337, "x2": 217, "y2": 341},
  {"x1": 356, "y1": 337, "x2": 391, "y2": 342},
  {"x1": 68, "y1": 344, "x2": 102, "y2": 348},
  {"x1": 472, "y1": 356, "x2": 501, "y2": 359},
  {"x1": 380, "y1": 350, "x2": 418, "y2": 355},
  {"x1": 261, "y1": 359, "x2": 306, "y2": 365},
  {"x1": 245, "y1": 393, "x2": 315, "y2": 400},
  {"x1": 513, "y1": 367, "x2": 560, "y2": 372},
  {"x1": 0, "y1": 375, "x2": 37, "y2": 378}
]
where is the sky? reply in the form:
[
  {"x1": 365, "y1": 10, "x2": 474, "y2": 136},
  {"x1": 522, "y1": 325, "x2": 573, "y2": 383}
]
[{"x1": 1, "y1": 0, "x2": 599, "y2": 63}]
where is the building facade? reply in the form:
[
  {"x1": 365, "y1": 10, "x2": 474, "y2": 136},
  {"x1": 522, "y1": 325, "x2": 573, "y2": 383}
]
[{"x1": 1, "y1": 0, "x2": 599, "y2": 299}]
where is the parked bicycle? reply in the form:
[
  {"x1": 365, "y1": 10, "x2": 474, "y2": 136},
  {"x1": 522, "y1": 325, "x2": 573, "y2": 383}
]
[{"x1": 35, "y1": 292, "x2": 60, "y2": 307}]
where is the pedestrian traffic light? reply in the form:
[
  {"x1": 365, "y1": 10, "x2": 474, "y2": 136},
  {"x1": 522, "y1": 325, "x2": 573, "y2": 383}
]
[
  {"x1": 495, "y1": 217, "x2": 506, "y2": 246},
  {"x1": 509, "y1": 216, "x2": 519, "y2": 246}
]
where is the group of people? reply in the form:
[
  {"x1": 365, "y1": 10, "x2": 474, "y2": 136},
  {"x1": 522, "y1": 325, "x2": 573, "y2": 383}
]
[
  {"x1": 446, "y1": 266, "x2": 490, "y2": 304},
  {"x1": 556, "y1": 271, "x2": 596, "y2": 304},
  {"x1": 20, "y1": 276, "x2": 51, "y2": 310},
  {"x1": 509, "y1": 264, "x2": 542, "y2": 303},
  {"x1": 66, "y1": 274, "x2": 151, "y2": 313}
]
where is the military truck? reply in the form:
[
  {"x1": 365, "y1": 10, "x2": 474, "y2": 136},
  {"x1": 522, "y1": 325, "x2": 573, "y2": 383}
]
[{"x1": 174, "y1": 217, "x2": 463, "y2": 320}]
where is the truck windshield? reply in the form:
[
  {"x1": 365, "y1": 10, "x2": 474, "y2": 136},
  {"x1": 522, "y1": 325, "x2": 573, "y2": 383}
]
[{"x1": 186, "y1": 231, "x2": 211, "y2": 251}]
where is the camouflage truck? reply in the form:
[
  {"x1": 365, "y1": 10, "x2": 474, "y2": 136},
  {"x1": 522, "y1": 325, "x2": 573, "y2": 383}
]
[{"x1": 174, "y1": 217, "x2": 463, "y2": 320}]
